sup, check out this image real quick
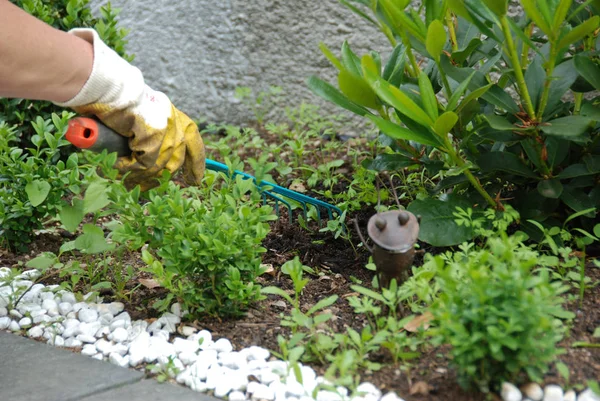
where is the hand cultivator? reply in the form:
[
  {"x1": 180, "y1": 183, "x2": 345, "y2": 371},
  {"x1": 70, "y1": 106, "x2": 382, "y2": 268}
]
[{"x1": 64, "y1": 117, "x2": 343, "y2": 224}]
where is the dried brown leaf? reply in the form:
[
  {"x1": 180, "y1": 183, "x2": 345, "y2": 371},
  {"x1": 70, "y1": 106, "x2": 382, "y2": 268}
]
[
  {"x1": 138, "y1": 278, "x2": 161, "y2": 289},
  {"x1": 409, "y1": 381, "x2": 433, "y2": 396},
  {"x1": 403, "y1": 311, "x2": 434, "y2": 333}
]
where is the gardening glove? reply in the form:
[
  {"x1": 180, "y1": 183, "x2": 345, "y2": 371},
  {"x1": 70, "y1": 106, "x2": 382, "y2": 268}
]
[{"x1": 54, "y1": 29, "x2": 205, "y2": 191}]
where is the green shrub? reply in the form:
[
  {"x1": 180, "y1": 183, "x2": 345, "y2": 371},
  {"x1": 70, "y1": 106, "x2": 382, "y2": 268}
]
[
  {"x1": 110, "y1": 172, "x2": 277, "y2": 317},
  {"x1": 3, "y1": 0, "x2": 131, "y2": 145},
  {"x1": 0, "y1": 112, "x2": 84, "y2": 250},
  {"x1": 310, "y1": 0, "x2": 600, "y2": 246},
  {"x1": 430, "y1": 232, "x2": 573, "y2": 391}
]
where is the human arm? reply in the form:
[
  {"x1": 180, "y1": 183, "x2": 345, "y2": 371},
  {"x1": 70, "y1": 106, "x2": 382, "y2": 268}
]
[{"x1": 0, "y1": 0, "x2": 93, "y2": 102}]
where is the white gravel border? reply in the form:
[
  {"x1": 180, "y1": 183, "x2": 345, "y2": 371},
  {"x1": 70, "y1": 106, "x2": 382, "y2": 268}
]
[{"x1": 1, "y1": 267, "x2": 598, "y2": 401}]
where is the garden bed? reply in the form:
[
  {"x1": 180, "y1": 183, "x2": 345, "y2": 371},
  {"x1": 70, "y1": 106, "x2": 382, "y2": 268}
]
[{"x1": 2, "y1": 122, "x2": 599, "y2": 401}]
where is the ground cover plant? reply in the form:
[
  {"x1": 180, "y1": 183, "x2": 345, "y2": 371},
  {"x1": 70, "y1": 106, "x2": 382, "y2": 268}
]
[{"x1": 1, "y1": 1, "x2": 600, "y2": 401}]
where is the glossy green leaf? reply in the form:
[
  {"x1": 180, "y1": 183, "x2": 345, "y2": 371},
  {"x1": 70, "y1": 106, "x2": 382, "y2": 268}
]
[
  {"x1": 521, "y1": 0, "x2": 552, "y2": 36},
  {"x1": 478, "y1": 152, "x2": 538, "y2": 178},
  {"x1": 380, "y1": 0, "x2": 426, "y2": 42},
  {"x1": 447, "y1": 71, "x2": 476, "y2": 111},
  {"x1": 318, "y1": 42, "x2": 343, "y2": 70},
  {"x1": 307, "y1": 295, "x2": 339, "y2": 315},
  {"x1": 506, "y1": 18, "x2": 544, "y2": 58},
  {"x1": 482, "y1": 0, "x2": 507, "y2": 17},
  {"x1": 25, "y1": 180, "x2": 51, "y2": 207},
  {"x1": 574, "y1": 54, "x2": 600, "y2": 91},
  {"x1": 382, "y1": 44, "x2": 406, "y2": 81},
  {"x1": 557, "y1": 164, "x2": 596, "y2": 179},
  {"x1": 261, "y1": 286, "x2": 294, "y2": 304},
  {"x1": 338, "y1": 70, "x2": 380, "y2": 109},
  {"x1": 557, "y1": 16, "x2": 600, "y2": 50},
  {"x1": 594, "y1": 224, "x2": 600, "y2": 238},
  {"x1": 456, "y1": 84, "x2": 493, "y2": 113},
  {"x1": 26, "y1": 253, "x2": 58, "y2": 271},
  {"x1": 339, "y1": 0, "x2": 377, "y2": 25},
  {"x1": 83, "y1": 181, "x2": 110, "y2": 214},
  {"x1": 367, "y1": 115, "x2": 442, "y2": 147},
  {"x1": 418, "y1": 72, "x2": 439, "y2": 120},
  {"x1": 561, "y1": 187, "x2": 597, "y2": 216},
  {"x1": 341, "y1": 41, "x2": 362, "y2": 76},
  {"x1": 525, "y1": 57, "x2": 545, "y2": 111},
  {"x1": 426, "y1": 19, "x2": 447, "y2": 62},
  {"x1": 537, "y1": 179, "x2": 563, "y2": 199},
  {"x1": 362, "y1": 56, "x2": 434, "y2": 127},
  {"x1": 583, "y1": 154, "x2": 600, "y2": 173},
  {"x1": 60, "y1": 199, "x2": 84, "y2": 233},
  {"x1": 364, "y1": 153, "x2": 419, "y2": 171},
  {"x1": 483, "y1": 115, "x2": 530, "y2": 131},
  {"x1": 407, "y1": 195, "x2": 481, "y2": 246},
  {"x1": 434, "y1": 112, "x2": 458, "y2": 136},
  {"x1": 580, "y1": 102, "x2": 600, "y2": 120},
  {"x1": 308, "y1": 76, "x2": 372, "y2": 117},
  {"x1": 540, "y1": 116, "x2": 592, "y2": 139},
  {"x1": 553, "y1": 0, "x2": 573, "y2": 31}
]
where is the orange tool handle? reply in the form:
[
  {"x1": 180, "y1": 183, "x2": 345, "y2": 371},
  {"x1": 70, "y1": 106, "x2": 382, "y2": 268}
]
[{"x1": 65, "y1": 117, "x2": 131, "y2": 157}]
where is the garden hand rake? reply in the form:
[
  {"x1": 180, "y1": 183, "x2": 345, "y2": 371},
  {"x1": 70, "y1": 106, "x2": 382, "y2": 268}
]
[{"x1": 64, "y1": 117, "x2": 343, "y2": 224}]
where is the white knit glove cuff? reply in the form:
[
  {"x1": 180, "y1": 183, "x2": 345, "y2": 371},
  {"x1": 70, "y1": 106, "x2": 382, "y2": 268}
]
[{"x1": 54, "y1": 28, "x2": 145, "y2": 109}]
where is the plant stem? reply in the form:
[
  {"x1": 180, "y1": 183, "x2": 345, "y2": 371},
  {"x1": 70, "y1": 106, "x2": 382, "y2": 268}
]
[
  {"x1": 438, "y1": 64, "x2": 454, "y2": 99},
  {"x1": 381, "y1": 24, "x2": 397, "y2": 47},
  {"x1": 444, "y1": 139, "x2": 498, "y2": 209},
  {"x1": 579, "y1": 247, "x2": 586, "y2": 310},
  {"x1": 574, "y1": 92, "x2": 583, "y2": 115},
  {"x1": 399, "y1": 30, "x2": 420, "y2": 77},
  {"x1": 520, "y1": 23, "x2": 534, "y2": 66},
  {"x1": 500, "y1": 16, "x2": 536, "y2": 120},
  {"x1": 446, "y1": 11, "x2": 458, "y2": 52},
  {"x1": 536, "y1": 44, "x2": 558, "y2": 120}
]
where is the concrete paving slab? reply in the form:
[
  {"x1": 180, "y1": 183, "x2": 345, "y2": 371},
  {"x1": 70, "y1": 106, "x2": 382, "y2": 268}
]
[
  {"x1": 80, "y1": 379, "x2": 214, "y2": 401},
  {"x1": 0, "y1": 331, "x2": 143, "y2": 401}
]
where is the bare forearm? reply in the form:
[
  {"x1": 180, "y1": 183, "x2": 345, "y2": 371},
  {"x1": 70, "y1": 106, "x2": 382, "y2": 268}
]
[{"x1": 0, "y1": 0, "x2": 93, "y2": 103}]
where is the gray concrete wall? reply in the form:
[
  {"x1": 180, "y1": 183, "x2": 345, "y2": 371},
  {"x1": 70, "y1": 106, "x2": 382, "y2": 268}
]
[{"x1": 89, "y1": 0, "x2": 390, "y2": 125}]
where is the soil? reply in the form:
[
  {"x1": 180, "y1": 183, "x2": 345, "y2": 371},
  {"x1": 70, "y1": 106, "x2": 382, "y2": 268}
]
[{"x1": 1, "y1": 125, "x2": 599, "y2": 401}]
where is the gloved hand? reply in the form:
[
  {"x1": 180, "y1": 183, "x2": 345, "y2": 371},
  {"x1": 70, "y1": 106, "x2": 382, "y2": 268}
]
[{"x1": 54, "y1": 29, "x2": 205, "y2": 191}]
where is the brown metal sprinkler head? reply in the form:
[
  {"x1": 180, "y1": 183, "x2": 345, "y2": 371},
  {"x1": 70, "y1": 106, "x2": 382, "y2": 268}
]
[{"x1": 354, "y1": 210, "x2": 420, "y2": 288}]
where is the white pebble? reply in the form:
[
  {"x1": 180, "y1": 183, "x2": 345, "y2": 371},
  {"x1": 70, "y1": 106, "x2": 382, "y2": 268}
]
[
  {"x1": 78, "y1": 321, "x2": 101, "y2": 337},
  {"x1": 9, "y1": 320, "x2": 20, "y2": 331},
  {"x1": 76, "y1": 334, "x2": 97, "y2": 344},
  {"x1": 543, "y1": 385, "x2": 564, "y2": 401},
  {"x1": 27, "y1": 326, "x2": 44, "y2": 338},
  {"x1": 81, "y1": 344, "x2": 97, "y2": 356},
  {"x1": 112, "y1": 343, "x2": 129, "y2": 356},
  {"x1": 48, "y1": 335, "x2": 65, "y2": 347},
  {"x1": 564, "y1": 390, "x2": 576, "y2": 401},
  {"x1": 9, "y1": 309, "x2": 23, "y2": 319},
  {"x1": 188, "y1": 377, "x2": 208, "y2": 392},
  {"x1": 99, "y1": 313, "x2": 113, "y2": 326},
  {"x1": 61, "y1": 292, "x2": 77, "y2": 304},
  {"x1": 58, "y1": 302, "x2": 73, "y2": 316},
  {"x1": 521, "y1": 383, "x2": 544, "y2": 401},
  {"x1": 33, "y1": 315, "x2": 52, "y2": 324},
  {"x1": 174, "y1": 337, "x2": 200, "y2": 355},
  {"x1": 380, "y1": 392, "x2": 406, "y2": 401},
  {"x1": 191, "y1": 330, "x2": 212, "y2": 348},
  {"x1": 108, "y1": 302, "x2": 124, "y2": 316},
  {"x1": 111, "y1": 327, "x2": 129, "y2": 343},
  {"x1": 30, "y1": 309, "x2": 47, "y2": 318},
  {"x1": 39, "y1": 292, "x2": 55, "y2": 301},
  {"x1": 579, "y1": 388, "x2": 600, "y2": 401},
  {"x1": 18, "y1": 317, "x2": 32, "y2": 328},
  {"x1": 178, "y1": 351, "x2": 197, "y2": 366},
  {"x1": 316, "y1": 390, "x2": 343, "y2": 401},
  {"x1": 502, "y1": 382, "x2": 523, "y2": 401},
  {"x1": 250, "y1": 383, "x2": 275, "y2": 400},
  {"x1": 95, "y1": 339, "x2": 114, "y2": 355},
  {"x1": 73, "y1": 302, "x2": 88, "y2": 313},
  {"x1": 0, "y1": 317, "x2": 11, "y2": 329},
  {"x1": 171, "y1": 302, "x2": 182, "y2": 317},
  {"x1": 229, "y1": 390, "x2": 247, "y2": 401},
  {"x1": 212, "y1": 338, "x2": 233, "y2": 353},
  {"x1": 214, "y1": 380, "x2": 233, "y2": 398},
  {"x1": 219, "y1": 351, "x2": 246, "y2": 370},
  {"x1": 95, "y1": 326, "x2": 110, "y2": 338},
  {"x1": 64, "y1": 338, "x2": 83, "y2": 348},
  {"x1": 109, "y1": 352, "x2": 130, "y2": 368},
  {"x1": 0, "y1": 307, "x2": 7, "y2": 317},
  {"x1": 91, "y1": 353, "x2": 104, "y2": 361},
  {"x1": 181, "y1": 326, "x2": 197, "y2": 337},
  {"x1": 154, "y1": 330, "x2": 170, "y2": 341},
  {"x1": 78, "y1": 308, "x2": 99, "y2": 323},
  {"x1": 357, "y1": 382, "x2": 382, "y2": 399},
  {"x1": 246, "y1": 346, "x2": 270, "y2": 361},
  {"x1": 41, "y1": 298, "x2": 58, "y2": 311}
]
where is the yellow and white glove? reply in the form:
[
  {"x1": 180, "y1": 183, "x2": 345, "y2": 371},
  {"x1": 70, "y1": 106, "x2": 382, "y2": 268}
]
[{"x1": 54, "y1": 29, "x2": 205, "y2": 191}]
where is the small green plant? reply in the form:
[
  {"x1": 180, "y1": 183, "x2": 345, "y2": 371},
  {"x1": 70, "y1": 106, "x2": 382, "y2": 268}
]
[
  {"x1": 0, "y1": 113, "x2": 84, "y2": 250},
  {"x1": 113, "y1": 171, "x2": 277, "y2": 318},
  {"x1": 235, "y1": 86, "x2": 284, "y2": 124},
  {"x1": 430, "y1": 232, "x2": 574, "y2": 392}
]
